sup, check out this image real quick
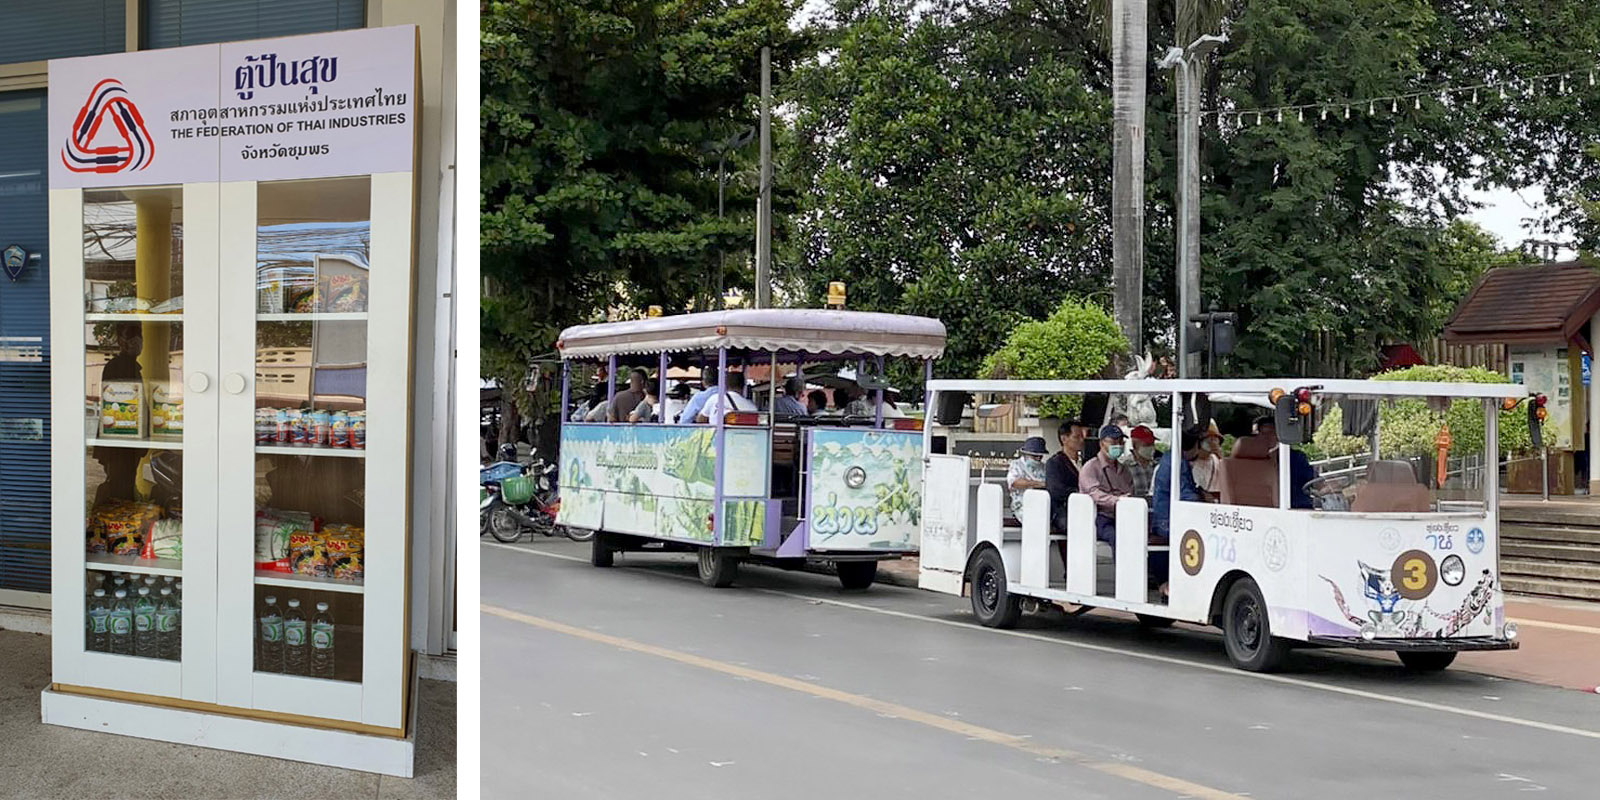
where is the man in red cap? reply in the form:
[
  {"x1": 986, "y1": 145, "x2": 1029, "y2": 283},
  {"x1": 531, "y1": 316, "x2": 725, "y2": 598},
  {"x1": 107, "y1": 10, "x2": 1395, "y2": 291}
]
[{"x1": 1121, "y1": 425, "x2": 1160, "y2": 497}]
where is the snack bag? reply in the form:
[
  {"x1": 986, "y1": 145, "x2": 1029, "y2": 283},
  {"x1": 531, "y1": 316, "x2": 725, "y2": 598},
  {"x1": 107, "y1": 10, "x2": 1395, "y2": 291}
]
[
  {"x1": 289, "y1": 531, "x2": 329, "y2": 577},
  {"x1": 99, "y1": 382, "x2": 146, "y2": 439},
  {"x1": 149, "y1": 382, "x2": 183, "y2": 439},
  {"x1": 323, "y1": 274, "x2": 367, "y2": 313},
  {"x1": 324, "y1": 524, "x2": 365, "y2": 581}
]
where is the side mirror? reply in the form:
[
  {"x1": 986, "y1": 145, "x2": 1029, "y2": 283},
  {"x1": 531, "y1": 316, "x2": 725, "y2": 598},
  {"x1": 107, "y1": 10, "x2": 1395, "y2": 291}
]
[
  {"x1": 1528, "y1": 397, "x2": 1545, "y2": 448},
  {"x1": 1274, "y1": 395, "x2": 1314, "y2": 445}
]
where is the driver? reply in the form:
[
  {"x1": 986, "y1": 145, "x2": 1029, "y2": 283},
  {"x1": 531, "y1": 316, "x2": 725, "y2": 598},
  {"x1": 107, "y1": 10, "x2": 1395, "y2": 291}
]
[{"x1": 1254, "y1": 416, "x2": 1316, "y2": 509}]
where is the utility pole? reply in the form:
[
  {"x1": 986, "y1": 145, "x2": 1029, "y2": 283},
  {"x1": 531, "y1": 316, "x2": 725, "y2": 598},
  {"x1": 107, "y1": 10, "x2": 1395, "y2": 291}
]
[
  {"x1": 1111, "y1": 0, "x2": 1148, "y2": 358},
  {"x1": 755, "y1": 46, "x2": 773, "y2": 309},
  {"x1": 1159, "y1": 33, "x2": 1224, "y2": 377}
]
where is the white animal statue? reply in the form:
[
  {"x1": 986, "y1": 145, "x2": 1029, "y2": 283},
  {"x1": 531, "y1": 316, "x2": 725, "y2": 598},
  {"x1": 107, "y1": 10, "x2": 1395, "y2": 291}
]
[{"x1": 1115, "y1": 352, "x2": 1160, "y2": 427}]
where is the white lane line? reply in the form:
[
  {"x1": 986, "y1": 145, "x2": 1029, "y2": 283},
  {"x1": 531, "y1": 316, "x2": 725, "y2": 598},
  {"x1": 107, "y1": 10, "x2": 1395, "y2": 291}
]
[{"x1": 485, "y1": 541, "x2": 1600, "y2": 741}]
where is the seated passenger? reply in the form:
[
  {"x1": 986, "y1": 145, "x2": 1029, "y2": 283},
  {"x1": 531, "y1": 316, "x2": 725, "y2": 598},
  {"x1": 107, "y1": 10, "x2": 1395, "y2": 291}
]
[
  {"x1": 1254, "y1": 416, "x2": 1315, "y2": 509},
  {"x1": 677, "y1": 368, "x2": 720, "y2": 423},
  {"x1": 806, "y1": 389, "x2": 828, "y2": 415},
  {"x1": 1151, "y1": 426, "x2": 1207, "y2": 540},
  {"x1": 628, "y1": 386, "x2": 658, "y2": 423},
  {"x1": 697, "y1": 371, "x2": 757, "y2": 422},
  {"x1": 1120, "y1": 425, "x2": 1159, "y2": 497},
  {"x1": 1080, "y1": 425, "x2": 1132, "y2": 544},
  {"x1": 773, "y1": 375, "x2": 809, "y2": 417},
  {"x1": 839, "y1": 384, "x2": 875, "y2": 417},
  {"x1": 1047, "y1": 419, "x2": 1090, "y2": 573},
  {"x1": 606, "y1": 368, "x2": 648, "y2": 423},
  {"x1": 1006, "y1": 437, "x2": 1049, "y2": 524}
]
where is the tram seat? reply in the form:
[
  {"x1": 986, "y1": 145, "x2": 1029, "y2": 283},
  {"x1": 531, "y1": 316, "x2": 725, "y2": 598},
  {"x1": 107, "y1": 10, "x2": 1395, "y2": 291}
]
[
  {"x1": 1218, "y1": 435, "x2": 1278, "y2": 508},
  {"x1": 1351, "y1": 460, "x2": 1430, "y2": 512}
]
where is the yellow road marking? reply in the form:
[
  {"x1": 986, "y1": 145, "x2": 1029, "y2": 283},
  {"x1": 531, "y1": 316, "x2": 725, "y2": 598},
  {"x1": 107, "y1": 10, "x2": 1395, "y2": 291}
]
[{"x1": 482, "y1": 602, "x2": 1244, "y2": 799}]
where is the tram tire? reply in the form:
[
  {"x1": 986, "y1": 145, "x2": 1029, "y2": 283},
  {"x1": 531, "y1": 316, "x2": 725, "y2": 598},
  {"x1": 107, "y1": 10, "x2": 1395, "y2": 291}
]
[
  {"x1": 698, "y1": 547, "x2": 738, "y2": 588},
  {"x1": 589, "y1": 533, "x2": 614, "y2": 568},
  {"x1": 1135, "y1": 614, "x2": 1175, "y2": 629},
  {"x1": 1221, "y1": 577, "x2": 1289, "y2": 672},
  {"x1": 969, "y1": 548, "x2": 1021, "y2": 629},
  {"x1": 836, "y1": 561, "x2": 877, "y2": 591},
  {"x1": 1396, "y1": 651, "x2": 1457, "y2": 673}
]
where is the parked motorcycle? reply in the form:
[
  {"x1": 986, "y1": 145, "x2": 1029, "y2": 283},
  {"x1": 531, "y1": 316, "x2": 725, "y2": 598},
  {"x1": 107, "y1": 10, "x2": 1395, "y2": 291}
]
[{"x1": 481, "y1": 446, "x2": 589, "y2": 543}]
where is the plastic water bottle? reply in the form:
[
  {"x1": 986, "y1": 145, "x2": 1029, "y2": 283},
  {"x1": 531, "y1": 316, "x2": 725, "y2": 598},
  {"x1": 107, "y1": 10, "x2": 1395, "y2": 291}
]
[
  {"x1": 133, "y1": 587, "x2": 158, "y2": 659},
  {"x1": 258, "y1": 596, "x2": 284, "y2": 673},
  {"x1": 109, "y1": 589, "x2": 133, "y2": 655},
  {"x1": 283, "y1": 599, "x2": 309, "y2": 676},
  {"x1": 87, "y1": 589, "x2": 110, "y2": 652},
  {"x1": 156, "y1": 588, "x2": 179, "y2": 661},
  {"x1": 310, "y1": 602, "x2": 334, "y2": 679}
]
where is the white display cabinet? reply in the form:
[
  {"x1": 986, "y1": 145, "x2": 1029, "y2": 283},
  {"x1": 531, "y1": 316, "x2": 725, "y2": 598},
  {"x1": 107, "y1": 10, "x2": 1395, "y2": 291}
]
[{"x1": 46, "y1": 172, "x2": 417, "y2": 775}]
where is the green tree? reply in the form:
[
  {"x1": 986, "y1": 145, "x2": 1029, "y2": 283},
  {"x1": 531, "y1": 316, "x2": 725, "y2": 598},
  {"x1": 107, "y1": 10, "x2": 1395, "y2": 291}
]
[
  {"x1": 1311, "y1": 365, "x2": 1550, "y2": 459},
  {"x1": 481, "y1": 0, "x2": 810, "y2": 420},
  {"x1": 980, "y1": 296, "x2": 1128, "y2": 416}
]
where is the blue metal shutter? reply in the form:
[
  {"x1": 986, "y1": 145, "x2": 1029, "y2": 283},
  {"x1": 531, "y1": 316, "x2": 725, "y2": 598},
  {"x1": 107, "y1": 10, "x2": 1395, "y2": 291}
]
[
  {"x1": 0, "y1": 90, "x2": 52, "y2": 594},
  {"x1": 143, "y1": 0, "x2": 366, "y2": 50},
  {"x1": 0, "y1": 2, "x2": 126, "y2": 65}
]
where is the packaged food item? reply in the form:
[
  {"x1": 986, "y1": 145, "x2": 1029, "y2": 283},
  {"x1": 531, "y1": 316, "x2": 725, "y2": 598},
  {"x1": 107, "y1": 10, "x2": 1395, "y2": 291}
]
[
  {"x1": 90, "y1": 500, "x2": 163, "y2": 557},
  {"x1": 323, "y1": 524, "x2": 364, "y2": 582},
  {"x1": 288, "y1": 286, "x2": 319, "y2": 313},
  {"x1": 309, "y1": 410, "x2": 329, "y2": 447},
  {"x1": 149, "y1": 382, "x2": 183, "y2": 439},
  {"x1": 140, "y1": 518, "x2": 182, "y2": 561},
  {"x1": 328, "y1": 412, "x2": 349, "y2": 449},
  {"x1": 350, "y1": 411, "x2": 365, "y2": 449},
  {"x1": 99, "y1": 382, "x2": 146, "y2": 439},
  {"x1": 289, "y1": 531, "x2": 329, "y2": 577},
  {"x1": 93, "y1": 296, "x2": 152, "y2": 313},
  {"x1": 287, "y1": 410, "x2": 307, "y2": 446},
  {"x1": 321, "y1": 274, "x2": 367, "y2": 313},
  {"x1": 256, "y1": 409, "x2": 274, "y2": 444},
  {"x1": 149, "y1": 296, "x2": 184, "y2": 315},
  {"x1": 254, "y1": 508, "x2": 313, "y2": 573},
  {"x1": 274, "y1": 409, "x2": 290, "y2": 443}
]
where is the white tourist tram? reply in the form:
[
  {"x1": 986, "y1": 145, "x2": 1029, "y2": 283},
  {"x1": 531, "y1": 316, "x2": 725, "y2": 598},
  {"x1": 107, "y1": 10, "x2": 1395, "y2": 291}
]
[{"x1": 917, "y1": 378, "x2": 1531, "y2": 672}]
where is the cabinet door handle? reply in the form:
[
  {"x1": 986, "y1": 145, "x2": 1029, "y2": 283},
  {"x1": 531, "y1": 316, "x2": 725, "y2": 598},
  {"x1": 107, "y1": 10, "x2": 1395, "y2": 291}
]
[
  {"x1": 187, "y1": 372, "x2": 211, "y2": 393},
  {"x1": 223, "y1": 373, "x2": 247, "y2": 394}
]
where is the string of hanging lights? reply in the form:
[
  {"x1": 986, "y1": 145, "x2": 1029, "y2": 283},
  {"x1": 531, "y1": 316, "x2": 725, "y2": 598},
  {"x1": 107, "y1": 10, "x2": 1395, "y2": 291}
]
[{"x1": 1203, "y1": 63, "x2": 1598, "y2": 131}]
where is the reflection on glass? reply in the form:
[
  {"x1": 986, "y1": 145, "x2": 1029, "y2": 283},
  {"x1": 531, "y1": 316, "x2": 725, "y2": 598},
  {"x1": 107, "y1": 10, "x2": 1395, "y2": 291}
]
[
  {"x1": 84, "y1": 445, "x2": 182, "y2": 559},
  {"x1": 85, "y1": 322, "x2": 184, "y2": 442},
  {"x1": 83, "y1": 187, "x2": 184, "y2": 313},
  {"x1": 256, "y1": 178, "x2": 370, "y2": 314},
  {"x1": 253, "y1": 586, "x2": 361, "y2": 682},
  {"x1": 255, "y1": 320, "x2": 366, "y2": 419}
]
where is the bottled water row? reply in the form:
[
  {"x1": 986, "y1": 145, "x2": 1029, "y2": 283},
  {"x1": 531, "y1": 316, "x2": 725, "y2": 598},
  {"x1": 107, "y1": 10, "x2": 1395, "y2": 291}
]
[
  {"x1": 86, "y1": 572, "x2": 181, "y2": 661},
  {"x1": 258, "y1": 594, "x2": 337, "y2": 679}
]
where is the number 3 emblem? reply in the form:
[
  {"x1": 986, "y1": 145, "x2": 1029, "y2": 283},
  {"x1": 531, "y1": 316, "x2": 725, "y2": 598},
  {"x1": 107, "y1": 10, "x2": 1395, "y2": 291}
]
[
  {"x1": 1180, "y1": 530, "x2": 1205, "y2": 576},
  {"x1": 1391, "y1": 549, "x2": 1437, "y2": 600}
]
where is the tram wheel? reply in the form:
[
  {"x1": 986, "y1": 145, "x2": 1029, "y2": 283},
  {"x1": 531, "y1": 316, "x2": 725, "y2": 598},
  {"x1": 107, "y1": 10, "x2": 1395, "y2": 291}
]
[
  {"x1": 836, "y1": 561, "x2": 877, "y2": 590},
  {"x1": 969, "y1": 548, "x2": 1021, "y2": 629},
  {"x1": 1222, "y1": 577, "x2": 1289, "y2": 672},
  {"x1": 698, "y1": 547, "x2": 738, "y2": 588},
  {"x1": 1397, "y1": 651, "x2": 1457, "y2": 673}
]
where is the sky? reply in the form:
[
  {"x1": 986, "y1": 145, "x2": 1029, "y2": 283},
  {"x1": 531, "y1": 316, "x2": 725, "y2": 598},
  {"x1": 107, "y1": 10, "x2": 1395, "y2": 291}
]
[{"x1": 1463, "y1": 184, "x2": 1576, "y2": 259}]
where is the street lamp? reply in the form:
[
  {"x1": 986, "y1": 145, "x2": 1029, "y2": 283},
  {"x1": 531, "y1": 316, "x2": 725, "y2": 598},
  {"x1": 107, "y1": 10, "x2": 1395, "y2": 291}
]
[
  {"x1": 704, "y1": 127, "x2": 755, "y2": 311},
  {"x1": 1158, "y1": 33, "x2": 1225, "y2": 378}
]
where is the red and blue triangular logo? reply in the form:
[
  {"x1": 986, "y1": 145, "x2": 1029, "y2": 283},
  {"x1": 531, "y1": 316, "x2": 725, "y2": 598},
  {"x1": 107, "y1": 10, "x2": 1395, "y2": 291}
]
[{"x1": 62, "y1": 79, "x2": 155, "y2": 174}]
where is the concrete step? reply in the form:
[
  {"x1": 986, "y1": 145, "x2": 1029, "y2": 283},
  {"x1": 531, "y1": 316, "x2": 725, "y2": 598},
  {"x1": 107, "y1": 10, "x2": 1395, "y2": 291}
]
[
  {"x1": 1503, "y1": 558, "x2": 1600, "y2": 582},
  {"x1": 1501, "y1": 524, "x2": 1600, "y2": 547},
  {"x1": 1502, "y1": 541, "x2": 1600, "y2": 563},
  {"x1": 1503, "y1": 575, "x2": 1600, "y2": 602},
  {"x1": 1500, "y1": 504, "x2": 1600, "y2": 526}
]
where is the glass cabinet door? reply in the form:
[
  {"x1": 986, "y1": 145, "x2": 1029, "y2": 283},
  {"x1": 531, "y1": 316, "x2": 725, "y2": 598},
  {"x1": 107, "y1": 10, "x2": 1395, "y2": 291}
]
[
  {"x1": 217, "y1": 172, "x2": 410, "y2": 729},
  {"x1": 51, "y1": 183, "x2": 219, "y2": 701}
]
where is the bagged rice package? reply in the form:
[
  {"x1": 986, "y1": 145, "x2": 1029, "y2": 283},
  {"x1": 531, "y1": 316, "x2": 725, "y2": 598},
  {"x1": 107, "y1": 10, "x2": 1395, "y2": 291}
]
[
  {"x1": 254, "y1": 509, "x2": 312, "y2": 572},
  {"x1": 149, "y1": 382, "x2": 183, "y2": 439},
  {"x1": 140, "y1": 518, "x2": 182, "y2": 561},
  {"x1": 99, "y1": 382, "x2": 146, "y2": 439}
]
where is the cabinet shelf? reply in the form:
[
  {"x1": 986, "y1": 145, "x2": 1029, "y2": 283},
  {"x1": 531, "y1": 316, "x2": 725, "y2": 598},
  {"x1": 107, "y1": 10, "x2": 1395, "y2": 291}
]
[
  {"x1": 257, "y1": 312, "x2": 368, "y2": 322},
  {"x1": 85, "y1": 313, "x2": 183, "y2": 322},
  {"x1": 87, "y1": 553, "x2": 183, "y2": 576},
  {"x1": 87, "y1": 437, "x2": 183, "y2": 450},
  {"x1": 255, "y1": 445, "x2": 365, "y2": 459},
  {"x1": 254, "y1": 570, "x2": 365, "y2": 594}
]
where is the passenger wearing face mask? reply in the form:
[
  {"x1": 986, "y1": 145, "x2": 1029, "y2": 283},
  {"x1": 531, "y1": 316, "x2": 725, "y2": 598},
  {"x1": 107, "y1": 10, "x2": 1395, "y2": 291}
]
[
  {"x1": 1120, "y1": 425, "x2": 1159, "y2": 497},
  {"x1": 1079, "y1": 425, "x2": 1134, "y2": 545},
  {"x1": 1190, "y1": 421, "x2": 1225, "y2": 500}
]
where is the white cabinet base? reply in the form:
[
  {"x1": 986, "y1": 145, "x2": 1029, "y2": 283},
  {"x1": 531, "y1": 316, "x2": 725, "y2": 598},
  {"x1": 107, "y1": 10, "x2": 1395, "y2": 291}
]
[{"x1": 40, "y1": 672, "x2": 418, "y2": 778}]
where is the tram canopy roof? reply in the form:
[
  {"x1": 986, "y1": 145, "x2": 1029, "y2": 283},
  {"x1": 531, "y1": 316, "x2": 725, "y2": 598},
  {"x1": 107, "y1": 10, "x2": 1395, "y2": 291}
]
[{"x1": 557, "y1": 309, "x2": 947, "y2": 361}]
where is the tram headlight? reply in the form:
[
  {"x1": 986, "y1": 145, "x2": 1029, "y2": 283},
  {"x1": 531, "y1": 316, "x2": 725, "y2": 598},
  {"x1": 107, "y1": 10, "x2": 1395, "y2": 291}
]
[
  {"x1": 1440, "y1": 555, "x2": 1466, "y2": 587},
  {"x1": 1359, "y1": 624, "x2": 1378, "y2": 642},
  {"x1": 845, "y1": 466, "x2": 867, "y2": 489},
  {"x1": 1503, "y1": 621, "x2": 1519, "y2": 641}
]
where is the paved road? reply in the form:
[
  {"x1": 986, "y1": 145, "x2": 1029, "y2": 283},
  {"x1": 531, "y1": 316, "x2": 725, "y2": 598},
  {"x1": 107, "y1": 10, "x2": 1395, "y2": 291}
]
[{"x1": 482, "y1": 538, "x2": 1600, "y2": 799}]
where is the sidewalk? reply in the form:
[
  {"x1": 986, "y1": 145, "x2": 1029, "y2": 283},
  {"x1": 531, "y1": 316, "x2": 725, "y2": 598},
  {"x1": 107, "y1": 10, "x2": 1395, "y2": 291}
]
[
  {"x1": 0, "y1": 628, "x2": 455, "y2": 799},
  {"x1": 874, "y1": 556, "x2": 1600, "y2": 691}
]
